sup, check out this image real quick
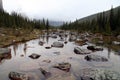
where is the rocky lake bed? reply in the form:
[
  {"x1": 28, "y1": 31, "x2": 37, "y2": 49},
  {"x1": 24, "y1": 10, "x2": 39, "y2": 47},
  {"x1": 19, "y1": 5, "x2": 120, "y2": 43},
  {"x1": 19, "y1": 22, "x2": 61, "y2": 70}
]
[{"x1": 0, "y1": 30, "x2": 120, "y2": 80}]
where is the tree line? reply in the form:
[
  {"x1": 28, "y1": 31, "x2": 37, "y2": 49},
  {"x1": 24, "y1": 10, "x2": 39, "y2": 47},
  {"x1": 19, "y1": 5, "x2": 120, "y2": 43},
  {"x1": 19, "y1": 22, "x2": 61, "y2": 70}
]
[
  {"x1": 0, "y1": 10, "x2": 50, "y2": 30},
  {"x1": 61, "y1": 6, "x2": 120, "y2": 35}
]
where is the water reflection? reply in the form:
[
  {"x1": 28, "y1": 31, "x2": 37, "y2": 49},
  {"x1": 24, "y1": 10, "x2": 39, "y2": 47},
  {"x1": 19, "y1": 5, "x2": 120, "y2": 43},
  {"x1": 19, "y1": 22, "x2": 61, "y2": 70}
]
[
  {"x1": 0, "y1": 52, "x2": 12, "y2": 64},
  {"x1": 107, "y1": 47, "x2": 111, "y2": 59},
  {"x1": 13, "y1": 43, "x2": 19, "y2": 56},
  {"x1": 23, "y1": 43, "x2": 27, "y2": 56},
  {"x1": 46, "y1": 35, "x2": 49, "y2": 44}
]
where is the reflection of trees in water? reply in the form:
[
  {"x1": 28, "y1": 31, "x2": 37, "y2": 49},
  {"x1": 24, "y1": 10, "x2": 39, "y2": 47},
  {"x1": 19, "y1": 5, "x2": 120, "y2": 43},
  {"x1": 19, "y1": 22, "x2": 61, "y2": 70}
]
[
  {"x1": 47, "y1": 30, "x2": 50, "y2": 43},
  {"x1": 13, "y1": 43, "x2": 19, "y2": 56},
  {"x1": 39, "y1": 30, "x2": 49, "y2": 43},
  {"x1": 107, "y1": 47, "x2": 111, "y2": 59},
  {"x1": 23, "y1": 43, "x2": 27, "y2": 56},
  {"x1": 46, "y1": 35, "x2": 49, "y2": 44}
]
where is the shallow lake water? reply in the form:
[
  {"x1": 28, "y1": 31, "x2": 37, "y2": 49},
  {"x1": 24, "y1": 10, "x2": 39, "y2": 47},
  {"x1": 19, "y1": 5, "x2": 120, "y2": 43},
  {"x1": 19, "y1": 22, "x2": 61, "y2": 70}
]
[{"x1": 0, "y1": 33, "x2": 120, "y2": 80}]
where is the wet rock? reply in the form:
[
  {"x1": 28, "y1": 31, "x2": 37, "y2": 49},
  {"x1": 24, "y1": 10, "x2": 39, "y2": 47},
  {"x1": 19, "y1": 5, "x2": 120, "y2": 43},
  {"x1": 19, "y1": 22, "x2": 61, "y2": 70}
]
[
  {"x1": 112, "y1": 41, "x2": 120, "y2": 45},
  {"x1": 84, "y1": 54, "x2": 108, "y2": 62},
  {"x1": 117, "y1": 35, "x2": 120, "y2": 39},
  {"x1": 51, "y1": 42, "x2": 64, "y2": 48},
  {"x1": 87, "y1": 46, "x2": 103, "y2": 51},
  {"x1": 74, "y1": 47, "x2": 91, "y2": 54},
  {"x1": 39, "y1": 68, "x2": 51, "y2": 78},
  {"x1": 0, "y1": 48, "x2": 11, "y2": 54},
  {"x1": 9, "y1": 72, "x2": 29, "y2": 80},
  {"x1": 39, "y1": 41, "x2": 44, "y2": 46},
  {"x1": 45, "y1": 46, "x2": 51, "y2": 49},
  {"x1": 29, "y1": 53, "x2": 41, "y2": 59},
  {"x1": 53, "y1": 62, "x2": 71, "y2": 72},
  {"x1": 20, "y1": 54, "x2": 24, "y2": 57},
  {"x1": 69, "y1": 36, "x2": 76, "y2": 42},
  {"x1": 0, "y1": 48, "x2": 11, "y2": 62},
  {"x1": 51, "y1": 35, "x2": 57, "y2": 38},
  {"x1": 64, "y1": 41, "x2": 68, "y2": 44},
  {"x1": 79, "y1": 68, "x2": 120, "y2": 80}
]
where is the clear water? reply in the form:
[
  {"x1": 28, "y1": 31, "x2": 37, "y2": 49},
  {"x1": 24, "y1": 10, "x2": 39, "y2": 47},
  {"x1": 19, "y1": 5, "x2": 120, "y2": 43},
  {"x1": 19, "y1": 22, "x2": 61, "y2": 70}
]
[{"x1": 0, "y1": 34, "x2": 120, "y2": 80}]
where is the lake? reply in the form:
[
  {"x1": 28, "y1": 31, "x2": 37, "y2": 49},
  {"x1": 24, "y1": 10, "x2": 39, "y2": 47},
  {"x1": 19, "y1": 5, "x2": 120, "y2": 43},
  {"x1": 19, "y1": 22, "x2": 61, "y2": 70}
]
[{"x1": 0, "y1": 31, "x2": 120, "y2": 80}]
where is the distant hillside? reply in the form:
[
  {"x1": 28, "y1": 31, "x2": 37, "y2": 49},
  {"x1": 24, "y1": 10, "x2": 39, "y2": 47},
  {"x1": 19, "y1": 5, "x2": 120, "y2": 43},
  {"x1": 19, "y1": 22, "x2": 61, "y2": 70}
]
[
  {"x1": 78, "y1": 6, "x2": 120, "y2": 23},
  {"x1": 61, "y1": 6, "x2": 120, "y2": 35}
]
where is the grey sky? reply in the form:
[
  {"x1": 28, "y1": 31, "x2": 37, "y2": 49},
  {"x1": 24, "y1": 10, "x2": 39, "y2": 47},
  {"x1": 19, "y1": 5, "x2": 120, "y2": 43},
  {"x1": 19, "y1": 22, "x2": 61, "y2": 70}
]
[{"x1": 3, "y1": 0, "x2": 120, "y2": 21}]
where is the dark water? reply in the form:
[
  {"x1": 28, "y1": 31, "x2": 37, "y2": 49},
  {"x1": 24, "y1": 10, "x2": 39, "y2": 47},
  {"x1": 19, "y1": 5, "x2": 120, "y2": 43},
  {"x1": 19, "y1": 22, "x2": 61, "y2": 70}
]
[{"x1": 0, "y1": 33, "x2": 120, "y2": 80}]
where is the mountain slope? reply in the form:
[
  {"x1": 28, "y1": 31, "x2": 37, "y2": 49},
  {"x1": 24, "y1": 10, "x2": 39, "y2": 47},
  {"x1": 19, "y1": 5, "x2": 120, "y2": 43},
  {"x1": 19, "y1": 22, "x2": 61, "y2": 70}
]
[{"x1": 78, "y1": 6, "x2": 120, "y2": 23}]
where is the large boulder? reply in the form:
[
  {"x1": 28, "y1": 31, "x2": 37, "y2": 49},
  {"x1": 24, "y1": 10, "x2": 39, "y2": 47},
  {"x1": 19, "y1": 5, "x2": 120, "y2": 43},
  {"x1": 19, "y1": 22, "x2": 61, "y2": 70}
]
[
  {"x1": 84, "y1": 54, "x2": 108, "y2": 62},
  {"x1": 87, "y1": 46, "x2": 103, "y2": 51},
  {"x1": 51, "y1": 35, "x2": 57, "y2": 38},
  {"x1": 74, "y1": 47, "x2": 91, "y2": 54},
  {"x1": 69, "y1": 36, "x2": 76, "y2": 42},
  {"x1": 0, "y1": 48, "x2": 11, "y2": 62},
  {"x1": 9, "y1": 72, "x2": 29, "y2": 80},
  {"x1": 53, "y1": 62, "x2": 71, "y2": 72},
  {"x1": 29, "y1": 53, "x2": 41, "y2": 59},
  {"x1": 78, "y1": 68, "x2": 120, "y2": 80},
  {"x1": 51, "y1": 42, "x2": 64, "y2": 48}
]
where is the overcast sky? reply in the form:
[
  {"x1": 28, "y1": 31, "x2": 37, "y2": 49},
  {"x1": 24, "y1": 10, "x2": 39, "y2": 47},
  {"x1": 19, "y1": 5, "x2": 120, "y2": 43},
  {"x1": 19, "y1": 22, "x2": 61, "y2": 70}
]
[{"x1": 3, "y1": 0, "x2": 120, "y2": 21}]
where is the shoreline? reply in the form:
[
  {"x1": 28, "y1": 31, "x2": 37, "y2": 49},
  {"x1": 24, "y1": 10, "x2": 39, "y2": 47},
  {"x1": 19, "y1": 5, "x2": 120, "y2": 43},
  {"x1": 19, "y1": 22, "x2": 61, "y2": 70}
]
[{"x1": 0, "y1": 28, "x2": 41, "y2": 48}]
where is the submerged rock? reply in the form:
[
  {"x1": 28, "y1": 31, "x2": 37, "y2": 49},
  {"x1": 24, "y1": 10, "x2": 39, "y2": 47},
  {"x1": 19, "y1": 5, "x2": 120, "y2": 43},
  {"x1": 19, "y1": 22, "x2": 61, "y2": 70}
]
[
  {"x1": 74, "y1": 47, "x2": 91, "y2": 54},
  {"x1": 9, "y1": 72, "x2": 29, "y2": 80},
  {"x1": 53, "y1": 62, "x2": 71, "y2": 72},
  {"x1": 84, "y1": 54, "x2": 108, "y2": 62},
  {"x1": 53, "y1": 52, "x2": 60, "y2": 55},
  {"x1": 29, "y1": 53, "x2": 41, "y2": 59},
  {"x1": 87, "y1": 46, "x2": 103, "y2": 51},
  {"x1": 47, "y1": 73, "x2": 76, "y2": 80},
  {"x1": 39, "y1": 68, "x2": 51, "y2": 78},
  {"x1": 51, "y1": 42, "x2": 64, "y2": 48}
]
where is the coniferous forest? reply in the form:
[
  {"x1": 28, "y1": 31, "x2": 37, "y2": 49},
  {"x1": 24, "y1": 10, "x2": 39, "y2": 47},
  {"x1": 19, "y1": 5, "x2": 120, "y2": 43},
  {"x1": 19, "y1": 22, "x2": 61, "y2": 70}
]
[
  {"x1": 0, "y1": 10, "x2": 51, "y2": 47},
  {"x1": 61, "y1": 6, "x2": 120, "y2": 35},
  {"x1": 0, "y1": 10, "x2": 50, "y2": 30}
]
